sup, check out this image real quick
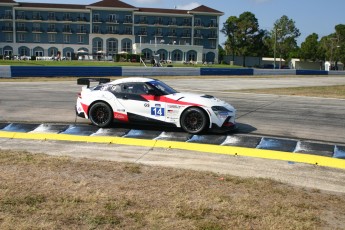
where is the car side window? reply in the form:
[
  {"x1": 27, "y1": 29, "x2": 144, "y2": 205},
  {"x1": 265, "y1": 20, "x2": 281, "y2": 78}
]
[
  {"x1": 109, "y1": 84, "x2": 121, "y2": 93},
  {"x1": 122, "y1": 83, "x2": 149, "y2": 95}
]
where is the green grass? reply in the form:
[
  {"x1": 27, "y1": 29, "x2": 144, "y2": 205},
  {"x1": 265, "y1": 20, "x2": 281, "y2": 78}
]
[
  {"x1": 236, "y1": 85, "x2": 345, "y2": 99},
  {"x1": 0, "y1": 59, "x2": 241, "y2": 68}
]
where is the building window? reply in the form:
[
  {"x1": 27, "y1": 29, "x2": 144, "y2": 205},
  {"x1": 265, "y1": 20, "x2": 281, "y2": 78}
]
[
  {"x1": 33, "y1": 34, "x2": 40, "y2": 42},
  {"x1": 108, "y1": 40, "x2": 118, "y2": 54},
  {"x1": 48, "y1": 24, "x2": 55, "y2": 32},
  {"x1": 107, "y1": 25, "x2": 117, "y2": 34},
  {"x1": 63, "y1": 24, "x2": 71, "y2": 33},
  {"x1": 210, "y1": 40, "x2": 216, "y2": 49},
  {"x1": 64, "y1": 34, "x2": 70, "y2": 43},
  {"x1": 94, "y1": 40, "x2": 102, "y2": 52},
  {"x1": 183, "y1": 18, "x2": 190, "y2": 26},
  {"x1": 122, "y1": 41, "x2": 131, "y2": 52},
  {"x1": 195, "y1": 18, "x2": 201, "y2": 26},
  {"x1": 78, "y1": 13, "x2": 84, "y2": 21},
  {"x1": 125, "y1": 15, "x2": 132, "y2": 23},
  {"x1": 18, "y1": 33, "x2": 25, "y2": 42},
  {"x1": 169, "y1": 17, "x2": 176, "y2": 25},
  {"x1": 93, "y1": 25, "x2": 100, "y2": 33},
  {"x1": 33, "y1": 12, "x2": 41, "y2": 20},
  {"x1": 125, "y1": 26, "x2": 132, "y2": 35},
  {"x1": 63, "y1": 13, "x2": 71, "y2": 21},
  {"x1": 49, "y1": 34, "x2": 56, "y2": 43},
  {"x1": 78, "y1": 35, "x2": 84, "y2": 44},
  {"x1": 5, "y1": 10, "x2": 12, "y2": 19},
  {"x1": 5, "y1": 33, "x2": 12, "y2": 42},
  {"x1": 140, "y1": 27, "x2": 147, "y2": 35},
  {"x1": 17, "y1": 11, "x2": 25, "y2": 20},
  {"x1": 35, "y1": 51, "x2": 43, "y2": 57},
  {"x1": 33, "y1": 23, "x2": 40, "y2": 32},
  {"x1": 210, "y1": 19, "x2": 217, "y2": 27},
  {"x1": 93, "y1": 14, "x2": 100, "y2": 22},
  {"x1": 20, "y1": 48, "x2": 28, "y2": 56},
  {"x1": 48, "y1": 12, "x2": 55, "y2": 20},
  {"x1": 77, "y1": 24, "x2": 85, "y2": 33},
  {"x1": 108, "y1": 14, "x2": 117, "y2": 22},
  {"x1": 194, "y1": 39, "x2": 202, "y2": 46},
  {"x1": 140, "y1": 16, "x2": 147, "y2": 24}
]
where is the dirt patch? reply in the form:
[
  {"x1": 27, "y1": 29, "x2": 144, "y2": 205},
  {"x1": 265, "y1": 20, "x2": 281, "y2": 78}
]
[{"x1": 1, "y1": 149, "x2": 345, "y2": 229}]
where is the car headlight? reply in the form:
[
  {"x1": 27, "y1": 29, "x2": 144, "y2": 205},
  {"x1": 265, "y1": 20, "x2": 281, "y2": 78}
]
[{"x1": 211, "y1": 106, "x2": 233, "y2": 119}]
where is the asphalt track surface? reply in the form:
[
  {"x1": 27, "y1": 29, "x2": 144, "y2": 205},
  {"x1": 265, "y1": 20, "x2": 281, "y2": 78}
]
[{"x1": 1, "y1": 76, "x2": 345, "y2": 192}]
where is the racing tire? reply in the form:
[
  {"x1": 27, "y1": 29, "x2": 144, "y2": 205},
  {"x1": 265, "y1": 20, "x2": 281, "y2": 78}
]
[
  {"x1": 180, "y1": 107, "x2": 208, "y2": 134},
  {"x1": 89, "y1": 102, "x2": 113, "y2": 128}
]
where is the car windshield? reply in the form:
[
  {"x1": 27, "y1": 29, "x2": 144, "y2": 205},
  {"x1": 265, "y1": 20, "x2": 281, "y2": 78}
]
[{"x1": 147, "y1": 80, "x2": 178, "y2": 95}]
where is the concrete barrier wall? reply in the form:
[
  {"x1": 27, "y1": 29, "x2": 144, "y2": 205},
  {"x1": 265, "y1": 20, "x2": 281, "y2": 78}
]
[
  {"x1": 0, "y1": 66, "x2": 11, "y2": 78},
  {"x1": 4, "y1": 66, "x2": 345, "y2": 78},
  {"x1": 254, "y1": 69, "x2": 296, "y2": 75}
]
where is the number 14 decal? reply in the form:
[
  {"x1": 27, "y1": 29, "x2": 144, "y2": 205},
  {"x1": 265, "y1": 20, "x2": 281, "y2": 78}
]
[{"x1": 151, "y1": 107, "x2": 165, "y2": 116}]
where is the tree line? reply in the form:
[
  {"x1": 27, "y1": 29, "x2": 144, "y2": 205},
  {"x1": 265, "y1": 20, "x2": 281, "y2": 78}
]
[{"x1": 220, "y1": 12, "x2": 345, "y2": 68}]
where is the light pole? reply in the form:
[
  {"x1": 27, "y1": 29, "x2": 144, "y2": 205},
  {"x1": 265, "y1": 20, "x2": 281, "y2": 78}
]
[{"x1": 273, "y1": 28, "x2": 282, "y2": 69}]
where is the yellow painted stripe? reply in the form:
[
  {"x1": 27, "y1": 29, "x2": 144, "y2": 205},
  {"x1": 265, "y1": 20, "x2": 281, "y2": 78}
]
[{"x1": 0, "y1": 131, "x2": 344, "y2": 170}]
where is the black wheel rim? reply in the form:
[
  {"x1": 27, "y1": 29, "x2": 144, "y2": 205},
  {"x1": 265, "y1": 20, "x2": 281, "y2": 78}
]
[
  {"x1": 91, "y1": 105, "x2": 110, "y2": 125},
  {"x1": 184, "y1": 111, "x2": 204, "y2": 132}
]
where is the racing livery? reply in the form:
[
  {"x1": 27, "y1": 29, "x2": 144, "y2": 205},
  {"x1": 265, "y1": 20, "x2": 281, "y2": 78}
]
[{"x1": 76, "y1": 77, "x2": 236, "y2": 134}]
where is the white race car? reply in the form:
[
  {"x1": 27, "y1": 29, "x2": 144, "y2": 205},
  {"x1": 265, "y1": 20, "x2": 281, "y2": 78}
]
[{"x1": 76, "y1": 77, "x2": 236, "y2": 134}]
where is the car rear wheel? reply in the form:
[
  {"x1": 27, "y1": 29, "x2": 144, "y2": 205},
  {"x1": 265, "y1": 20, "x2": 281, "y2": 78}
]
[
  {"x1": 89, "y1": 102, "x2": 113, "y2": 128},
  {"x1": 180, "y1": 107, "x2": 208, "y2": 134}
]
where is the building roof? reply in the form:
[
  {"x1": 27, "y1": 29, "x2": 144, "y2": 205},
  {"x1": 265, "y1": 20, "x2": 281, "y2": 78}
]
[
  {"x1": 190, "y1": 5, "x2": 223, "y2": 15},
  {"x1": 137, "y1": 7, "x2": 189, "y2": 15},
  {"x1": 18, "y1": 2, "x2": 86, "y2": 10},
  {"x1": 88, "y1": 0, "x2": 136, "y2": 9},
  {"x1": 1, "y1": 0, "x2": 16, "y2": 3}
]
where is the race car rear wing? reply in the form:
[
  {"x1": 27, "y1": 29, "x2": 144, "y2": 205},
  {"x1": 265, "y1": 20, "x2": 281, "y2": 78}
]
[{"x1": 77, "y1": 78, "x2": 110, "y2": 88}]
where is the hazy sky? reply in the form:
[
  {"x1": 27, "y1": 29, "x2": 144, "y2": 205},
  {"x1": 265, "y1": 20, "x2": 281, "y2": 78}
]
[{"x1": 16, "y1": 0, "x2": 345, "y2": 45}]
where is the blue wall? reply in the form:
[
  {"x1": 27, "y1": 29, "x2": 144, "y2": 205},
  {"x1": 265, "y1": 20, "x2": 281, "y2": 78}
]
[{"x1": 2, "y1": 66, "x2": 343, "y2": 78}]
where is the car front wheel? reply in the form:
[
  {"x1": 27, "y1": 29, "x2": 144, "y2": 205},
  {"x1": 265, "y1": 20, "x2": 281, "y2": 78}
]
[
  {"x1": 89, "y1": 102, "x2": 113, "y2": 128},
  {"x1": 180, "y1": 107, "x2": 208, "y2": 134}
]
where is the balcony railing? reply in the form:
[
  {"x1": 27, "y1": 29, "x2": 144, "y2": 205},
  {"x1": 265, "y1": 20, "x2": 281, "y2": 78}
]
[
  {"x1": 62, "y1": 28, "x2": 72, "y2": 33},
  {"x1": 207, "y1": 34, "x2": 218, "y2": 39},
  {"x1": 167, "y1": 33, "x2": 177, "y2": 37},
  {"x1": 32, "y1": 28, "x2": 44, "y2": 33},
  {"x1": 194, "y1": 33, "x2": 203, "y2": 38},
  {"x1": 47, "y1": 16, "x2": 57, "y2": 21},
  {"x1": 93, "y1": 18, "x2": 102, "y2": 23},
  {"x1": 168, "y1": 21, "x2": 177, "y2": 26},
  {"x1": 32, "y1": 16, "x2": 43, "y2": 20},
  {"x1": 123, "y1": 19, "x2": 133, "y2": 24},
  {"x1": 137, "y1": 31, "x2": 148, "y2": 36},
  {"x1": 181, "y1": 33, "x2": 191, "y2": 38},
  {"x1": 1, "y1": 15, "x2": 13, "y2": 20},
  {"x1": 153, "y1": 32, "x2": 163, "y2": 37},
  {"x1": 106, "y1": 30, "x2": 119, "y2": 34},
  {"x1": 124, "y1": 30, "x2": 132, "y2": 35},
  {"x1": 16, "y1": 27, "x2": 28, "y2": 32},
  {"x1": 62, "y1": 17, "x2": 73, "y2": 21},
  {"x1": 76, "y1": 17, "x2": 88, "y2": 22},
  {"x1": 208, "y1": 23, "x2": 218, "y2": 28},
  {"x1": 16, "y1": 15, "x2": 27, "y2": 20},
  {"x1": 92, "y1": 29, "x2": 102, "y2": 34},
  {"x1": 137, "y1": 20, "x2": 148, "y2": 25},
  {"x1": 77, "y1": 29, "x2": 87, "y2": 34},
  {"x1": 2, "y1": 26, "x2": 13, "y2": 32},
  {"x1": 106, "y1": 19, "x2": 119, "y2": 23},
  {"x1": 47, "y1": 28, "x2": 57, "y2": 33}
]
